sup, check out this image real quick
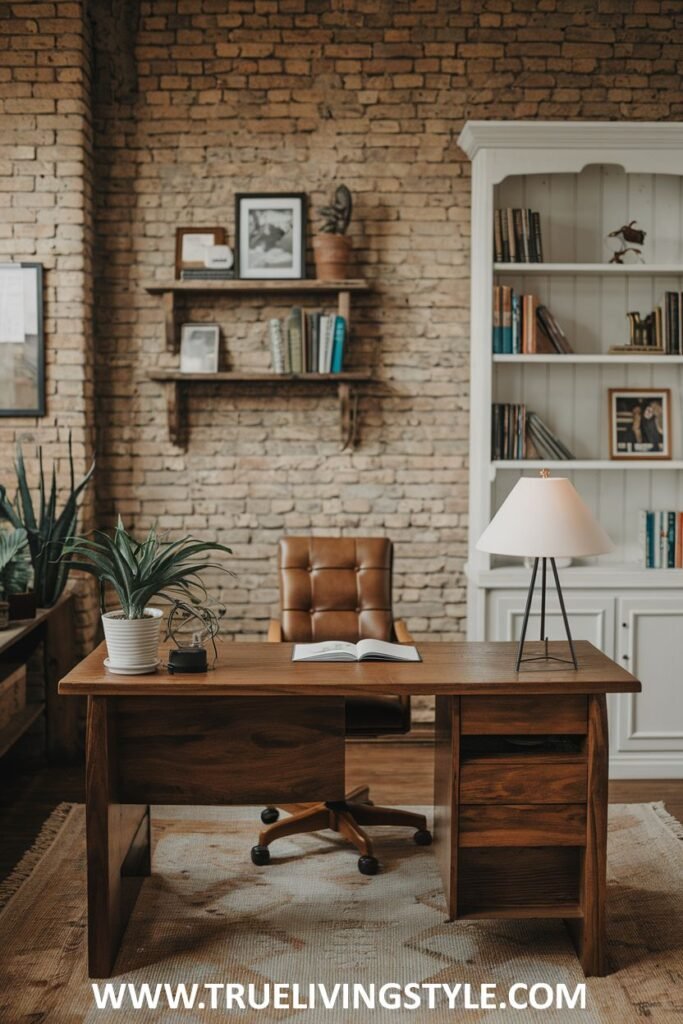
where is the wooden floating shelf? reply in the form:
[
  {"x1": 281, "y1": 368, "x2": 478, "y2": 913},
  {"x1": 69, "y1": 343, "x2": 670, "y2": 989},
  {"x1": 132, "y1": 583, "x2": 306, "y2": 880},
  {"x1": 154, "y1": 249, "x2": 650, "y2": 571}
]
[
  {"x1": 144, "y1": 279, "x2": 370, "y2": 294},
  {"x1": 494, "y1": 263, "x2": 683, "y2": 275},
  {"x1": 146, "y1": 371, "x2": 373, "y2": 451},
  {"x1": 494, "y1": 354, "x2": 683, "y2": 365}
]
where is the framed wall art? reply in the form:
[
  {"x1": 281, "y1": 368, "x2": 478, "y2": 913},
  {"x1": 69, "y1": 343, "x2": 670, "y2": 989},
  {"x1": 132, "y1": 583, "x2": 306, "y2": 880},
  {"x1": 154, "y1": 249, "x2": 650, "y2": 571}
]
[
  {"x1": 175, "y1": 228, "x2": 226, "y2": 277},
  {"x1": 179, "y1": 323, "x2": 220, "y2": 374},
  {"x1": 609, "y1": 387, "x2": 672, "y2": 460},
  {"x1": 235, "y1": 193, "x2": 306, "y2": 279},
  {"x1": 0, "y1": 262, "x2": 45, "y2": 417}
]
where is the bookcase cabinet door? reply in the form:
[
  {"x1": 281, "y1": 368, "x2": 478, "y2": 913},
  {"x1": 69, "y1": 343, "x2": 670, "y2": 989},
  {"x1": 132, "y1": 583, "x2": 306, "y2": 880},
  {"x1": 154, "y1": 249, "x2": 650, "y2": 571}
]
[
  {"x1": 612, "y1": 594, "x2": 683, "y2": 778},
  {"x1": 486, "y1": 589, "x2": 615, "y2": 656}
]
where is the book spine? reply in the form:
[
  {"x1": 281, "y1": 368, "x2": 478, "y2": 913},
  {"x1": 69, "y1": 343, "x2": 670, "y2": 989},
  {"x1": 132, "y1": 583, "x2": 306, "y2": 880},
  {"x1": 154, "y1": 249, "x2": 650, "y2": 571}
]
[
  {"x1": 638, "y1": 509, "x2": 647, "y2": 568},
  {"x1": 268, "y1": 318, "x2": 285, "y2": 374},
  {"x1": 531, "y1": 211, "x2": 544, "y2": 263},
  {"x1": 493, "y1": 210, "x2": 503, "y2": 262},
  {"x1": 513, "y1": 209, "x2": 525, "y2": 263},
  {"x1": 506, "y1": 208, "x2": 517, "y2": 262},
  {"x1": 527, "y1": 209, "x2": 537, "y2": 262},
  {"x1": 331, "y1": 315, "x2": 346, "y2": 372},
  {"x1": 646, "y1": 511, "x2": 654, "y2": 568},
  {"x1": 501, "y1": 286, "x2": 513, "y2": 353},
  {"x1": 677, "y1": 512, "x2": 683, "y2": 569},
  {"x1": 288, "y1": 307, "x2": 303, "y2": 373},
  {"x1": 325, "y1": 315, "x2": 335, "y2": 372},
  {"x1": 668, "y1": 511, "x2": 676, "y2": 568},
  {"x1": 500, "y1": 210, "x2": 510, "y2": 262},
  {"x1": 511, "y1": 290, "x2": 521, "y2": 353},
  {"x1": 492, "y1": 286, "x2": 501, "y2": 353}
]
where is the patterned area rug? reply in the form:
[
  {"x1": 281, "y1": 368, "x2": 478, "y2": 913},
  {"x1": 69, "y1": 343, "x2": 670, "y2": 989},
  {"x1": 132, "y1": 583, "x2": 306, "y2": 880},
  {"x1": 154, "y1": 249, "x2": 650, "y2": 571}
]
[{"x1": 0, "y1": 803, "x2": 681, "y2": 1023}]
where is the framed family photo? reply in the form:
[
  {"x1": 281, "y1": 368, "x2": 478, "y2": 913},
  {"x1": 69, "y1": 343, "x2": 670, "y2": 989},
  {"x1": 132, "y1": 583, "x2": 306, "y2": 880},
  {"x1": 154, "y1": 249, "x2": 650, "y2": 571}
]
[
  {"x1": 235, "y1": 193, "x2": 306, "y2": 279},
  {"x1": 179, "y1": 323, "x2": 220, "y2": 374},
  {"x1": 609, "y1": 387, "x2": 672, "y2": 460}
]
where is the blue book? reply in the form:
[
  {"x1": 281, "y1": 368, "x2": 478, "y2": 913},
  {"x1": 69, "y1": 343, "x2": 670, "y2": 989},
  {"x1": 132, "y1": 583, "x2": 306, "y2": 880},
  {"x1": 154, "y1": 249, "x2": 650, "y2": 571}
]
[
  {"x1": 511, "y1": 291, "x2": 521, "y2": 353},
  {"x1": 501, "y1": 285, "x2": 513, "y2": 353},
  {"x1": 646, "y1": 511, "x2": 654, "y2": 568},
  {"x1": 331, "y1": 315, "x2": 346, "y2": 373},
  {"x1": 668, "y1": 511, "x2": 676, "y2": 568}
]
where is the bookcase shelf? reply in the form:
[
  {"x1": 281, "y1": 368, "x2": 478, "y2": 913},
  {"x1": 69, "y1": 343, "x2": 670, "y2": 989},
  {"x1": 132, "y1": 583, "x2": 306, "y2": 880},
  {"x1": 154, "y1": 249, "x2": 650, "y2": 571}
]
[
  {"x1": 494, "y1": 263, "x2": 683, "y2": 275},
  {"x1": 494, "y1": 354, "x2": 683, "y2": 364},
  {"x1": 492, "y1": 459, "x2": 683, "y2": 477},
  {"x1": 146, "y1": 371, "x2": 372, "y2": 451}
]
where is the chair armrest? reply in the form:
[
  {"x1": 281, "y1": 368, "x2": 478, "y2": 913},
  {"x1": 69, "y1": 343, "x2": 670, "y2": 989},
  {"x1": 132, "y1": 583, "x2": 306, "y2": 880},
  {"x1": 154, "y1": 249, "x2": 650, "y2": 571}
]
[
  {"x1": 267, "y1": 619, "x2": 283, "y2": 643},
  {"x1": 393, "y1": 619, "x2": 414, "y2": 644}
]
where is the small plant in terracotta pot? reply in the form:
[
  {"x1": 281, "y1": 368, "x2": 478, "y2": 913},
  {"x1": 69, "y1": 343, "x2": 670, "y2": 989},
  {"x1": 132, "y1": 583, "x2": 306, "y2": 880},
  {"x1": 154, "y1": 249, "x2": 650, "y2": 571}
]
[
  {"x1": 62, "y1": 518, "x2": 232, "y2": 674},
  {"x1": 313, "y1": 184, "x2": 353, "y2": 281}
]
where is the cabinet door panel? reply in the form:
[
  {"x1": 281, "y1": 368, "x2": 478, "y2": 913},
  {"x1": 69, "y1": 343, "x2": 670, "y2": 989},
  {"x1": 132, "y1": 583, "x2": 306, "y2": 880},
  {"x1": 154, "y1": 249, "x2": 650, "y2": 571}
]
[
  {"x1": 615, "y1": 596, "x2": 683, "y2": 765},
  {"x1": 487, "y1": 589, "x2": 615, "y2": 656}
]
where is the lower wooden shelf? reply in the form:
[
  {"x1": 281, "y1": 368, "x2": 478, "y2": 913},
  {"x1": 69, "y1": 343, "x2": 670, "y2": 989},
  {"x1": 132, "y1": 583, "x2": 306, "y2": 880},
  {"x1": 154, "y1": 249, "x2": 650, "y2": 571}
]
[
  {"x1": 146, "y1": 371, "x2": 373, "y2": 451},
  {"x1": 0, "y1": 702, "x2": 45, "y2": 758}
]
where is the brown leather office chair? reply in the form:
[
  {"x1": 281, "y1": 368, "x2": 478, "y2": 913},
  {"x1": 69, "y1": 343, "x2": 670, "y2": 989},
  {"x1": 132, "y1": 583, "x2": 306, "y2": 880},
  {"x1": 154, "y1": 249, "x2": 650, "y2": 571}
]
[{"x1": 251, "y1": 536, "x2": 431, "y2": 875}]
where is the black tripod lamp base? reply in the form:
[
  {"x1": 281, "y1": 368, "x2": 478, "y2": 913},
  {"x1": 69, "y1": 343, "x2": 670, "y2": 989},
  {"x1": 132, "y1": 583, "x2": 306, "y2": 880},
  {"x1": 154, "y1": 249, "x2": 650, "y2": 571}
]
[{"x1": 515, "y1": 557, "x2": 578, "y2": 672}]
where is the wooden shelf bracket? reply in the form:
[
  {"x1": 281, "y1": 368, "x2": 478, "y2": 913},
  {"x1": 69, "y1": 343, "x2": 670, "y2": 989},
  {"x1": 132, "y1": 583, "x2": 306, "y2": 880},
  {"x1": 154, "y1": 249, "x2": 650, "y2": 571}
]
[{"x1": 338, "y1": 380, "x2": 359, "y2": 450}]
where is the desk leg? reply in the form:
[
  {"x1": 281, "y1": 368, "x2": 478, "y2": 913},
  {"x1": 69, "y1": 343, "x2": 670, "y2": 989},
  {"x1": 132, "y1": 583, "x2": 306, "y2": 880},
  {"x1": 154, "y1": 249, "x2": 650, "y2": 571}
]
[
  {"x1": 86, "y1": 696, "x2": 151, "y2": 978},
  {"x1": 565, "y1": 694, "x2": 608, "y2": 976},
  {"x1": 433, "y1": 695, "x2": 460, "y2": 920}
]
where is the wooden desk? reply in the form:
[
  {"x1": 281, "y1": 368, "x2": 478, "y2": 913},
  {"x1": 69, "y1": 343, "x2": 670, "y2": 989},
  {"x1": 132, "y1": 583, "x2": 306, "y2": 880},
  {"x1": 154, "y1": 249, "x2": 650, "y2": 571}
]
[{"x1": 59, "y1": 639, "x2": 640, "y2": 978}]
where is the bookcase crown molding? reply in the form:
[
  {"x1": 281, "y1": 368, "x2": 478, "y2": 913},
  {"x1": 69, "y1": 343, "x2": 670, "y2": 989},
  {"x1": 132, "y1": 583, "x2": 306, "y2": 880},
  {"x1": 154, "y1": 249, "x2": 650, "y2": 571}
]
[{"x1": 458, "y1": 120, "x2": 683, "y2": 158}]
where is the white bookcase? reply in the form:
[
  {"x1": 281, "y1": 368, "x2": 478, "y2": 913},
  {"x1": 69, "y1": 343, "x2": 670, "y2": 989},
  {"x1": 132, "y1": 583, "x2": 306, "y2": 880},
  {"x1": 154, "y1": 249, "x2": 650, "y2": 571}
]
[{"x1": 459, "y1": 121, "x2": 683, "y2": 779}]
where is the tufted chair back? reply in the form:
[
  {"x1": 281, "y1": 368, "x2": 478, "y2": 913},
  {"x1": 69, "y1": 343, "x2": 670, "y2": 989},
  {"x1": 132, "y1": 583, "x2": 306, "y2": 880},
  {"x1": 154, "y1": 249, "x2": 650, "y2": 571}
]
[{"x1": 278, "y1": 537, "x2": 393, "y2": 644}]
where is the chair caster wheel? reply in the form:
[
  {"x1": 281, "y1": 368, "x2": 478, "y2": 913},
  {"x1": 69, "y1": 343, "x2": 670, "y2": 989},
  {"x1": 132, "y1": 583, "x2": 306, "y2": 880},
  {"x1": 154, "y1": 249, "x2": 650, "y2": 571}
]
[
  {"x1": 358, "y1": 855, "x2": 379, "y2": 876},
  {"x1": 261, "y1": 807, "x2": 279, "y2": 825},
  {"x1": 414, "y1": 829, "x2": 432, "y2": 846},
  {"x1": 251, "y1": 845, "x2": 271, "y2": 866}
]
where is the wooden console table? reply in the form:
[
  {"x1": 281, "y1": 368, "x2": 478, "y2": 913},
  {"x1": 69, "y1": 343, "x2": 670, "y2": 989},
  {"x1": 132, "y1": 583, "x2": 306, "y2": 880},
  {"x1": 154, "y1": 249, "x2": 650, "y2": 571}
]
[{"x1": 58, "y1": 639, "x2": 639, "y2": 978}]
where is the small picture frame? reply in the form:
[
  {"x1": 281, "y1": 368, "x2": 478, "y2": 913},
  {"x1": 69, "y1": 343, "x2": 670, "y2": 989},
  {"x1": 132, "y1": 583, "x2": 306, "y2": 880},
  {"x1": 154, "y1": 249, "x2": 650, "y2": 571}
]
[
  {"x1": 179, "y1": 324, "x2": 220, "y2": 374},
  {"x1": 175, "y1": 228, "x2": 225, "y2": 277},
  {"x1": 609, "y1": 388, "x2": 672, "y2": 460},
  {"x1": 235, "y1": 193, "x2": 306, "y2": 279}
]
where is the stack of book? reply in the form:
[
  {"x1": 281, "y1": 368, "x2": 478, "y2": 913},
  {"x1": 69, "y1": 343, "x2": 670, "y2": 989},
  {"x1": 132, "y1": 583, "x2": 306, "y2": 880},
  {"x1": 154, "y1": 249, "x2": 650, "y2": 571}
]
[
  {"x1": 640, "y1": 510, "x2": 683, "y2": 568},
  {"x1": 491, "y1": 405, "x2": 575, "y2": 461},
  {"x1": 180, "y1": 269, "x2": 235, "y2": 280},
  {"x1": 493, "y1": 209, "x2": 544, "y2": 263},
  {"x1": 269, "y1": 309, "x2": 347, "y2": 375},
  {"x1": 492, "y1": 287, "x2": 572, "y2": 354}
]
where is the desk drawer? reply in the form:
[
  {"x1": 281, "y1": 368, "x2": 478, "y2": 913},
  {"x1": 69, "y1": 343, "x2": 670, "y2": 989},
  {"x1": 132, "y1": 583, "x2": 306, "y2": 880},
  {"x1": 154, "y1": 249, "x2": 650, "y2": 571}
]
[
  {"x1": 460, "y1": 761, "x2": 587, "y2": 804},
  {"x1": 460, "y1": 696, "x2": 587, "y2": 735},
  {"x1": 459, "y1": 804, "x2": 587, "y2": 847}
]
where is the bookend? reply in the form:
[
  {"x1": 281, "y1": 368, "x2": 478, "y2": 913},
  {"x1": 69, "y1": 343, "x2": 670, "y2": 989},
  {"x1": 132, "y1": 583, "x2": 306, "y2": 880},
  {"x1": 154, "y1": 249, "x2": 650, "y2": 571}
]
[{"x1": 515, "y1": 556, "x2": 578, "y2": 671}]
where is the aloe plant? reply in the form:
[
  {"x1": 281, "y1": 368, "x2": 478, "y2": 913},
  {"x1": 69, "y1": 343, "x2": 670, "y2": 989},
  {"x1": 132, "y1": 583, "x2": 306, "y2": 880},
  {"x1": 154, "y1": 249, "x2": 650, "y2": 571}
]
[
  {"x1": 0, "y1": 436, "x2": 95, "y2": 607},
  {"x1": 62, "y1": 518, "x2": 232, "y2": 619},
  {"x1": 0, "y1": 527, "x2": 32, "y2": 601}
]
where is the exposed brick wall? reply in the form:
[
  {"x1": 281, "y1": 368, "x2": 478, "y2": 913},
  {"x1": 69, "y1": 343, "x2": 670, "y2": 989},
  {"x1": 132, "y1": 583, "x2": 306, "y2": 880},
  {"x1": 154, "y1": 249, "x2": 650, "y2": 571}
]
[
  {"x1": 0, "y1": 0, "x2": 97, "y2": 645},
  {"x1": 3, "y1": 1, "x2": 683, "y2": 720}
]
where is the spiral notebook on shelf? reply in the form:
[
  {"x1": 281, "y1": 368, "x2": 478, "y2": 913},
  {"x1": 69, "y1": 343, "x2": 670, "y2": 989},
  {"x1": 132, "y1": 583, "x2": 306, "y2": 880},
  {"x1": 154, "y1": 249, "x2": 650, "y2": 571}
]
[{"x1": 292, "y1": 639, "x2": 421, "y2": 663}]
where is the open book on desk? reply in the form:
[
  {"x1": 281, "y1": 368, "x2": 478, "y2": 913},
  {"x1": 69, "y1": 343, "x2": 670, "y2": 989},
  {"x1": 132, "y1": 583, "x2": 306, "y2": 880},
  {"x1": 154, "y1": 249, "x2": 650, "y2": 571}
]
[{"x1": 292, "y1": 639, "x2": 421, "y2": 663}]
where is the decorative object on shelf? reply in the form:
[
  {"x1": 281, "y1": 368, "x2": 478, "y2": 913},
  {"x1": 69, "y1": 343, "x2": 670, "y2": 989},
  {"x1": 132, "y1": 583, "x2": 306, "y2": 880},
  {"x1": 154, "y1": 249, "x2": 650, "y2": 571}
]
[
  {"x1": 235, "y1": 193, "x2": 306, "y2": 280},
  {"x1": 606, "y1": 220, "x2": 646, "y2": 264},
  {"x1": 0, "y1": 262, "x2": 45, "y2": 417},
  {"x1": 175, "y1": 228, "x2": 226, "y2": 278},
  {"x1": 204, "y1": 244, "x2": 233, "y2": 270},
  {"x1": 493, "y1": 208, "x2": 543, "y2": 263},
  {"x1": 314, "y1": 184, "x2": 353, "y2": 280},
  {"x1": 165, "y1": 598, "x2": 225, "y2": 673},
  {"x1": 609, "y1": 310, "x2": 663, "y2": 354},
  {"x1": 0, "y1": 527, "x2": 31, "y2": 630},
  {"x1": 0, "y1": 435, "x2": 95, "y2": 608},
  {"x1": 609, "y1": 388, "x2": 671, "y2": 460},
  {"x1": 640, "y1": 509, "x2": 683, "y2": 568},
  {"x1": 62, "y1": 517, "x2": 232, "y2": 675},
  {"x1": 179, "y1": 323, "x2": 220, "y2": 373},
  {"x1": 477, "y1": 471, "x2": 613, "y2": 670}
]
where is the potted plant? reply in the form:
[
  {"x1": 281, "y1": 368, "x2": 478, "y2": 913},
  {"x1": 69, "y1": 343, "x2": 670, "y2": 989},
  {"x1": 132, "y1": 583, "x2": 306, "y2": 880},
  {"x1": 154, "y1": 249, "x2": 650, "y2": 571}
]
[
  {"x1": 0, "y1": 528, "x2": 32, "y2": 629},
  {"x1": 313, "y1": 184, "x2": 353, "y2": 281},
  {"x1": 0, "y1": 435, "x2": 94, "y2": 608},
  {"x1": 62, "y1": 518, "x2": 232, "y2": 674}
]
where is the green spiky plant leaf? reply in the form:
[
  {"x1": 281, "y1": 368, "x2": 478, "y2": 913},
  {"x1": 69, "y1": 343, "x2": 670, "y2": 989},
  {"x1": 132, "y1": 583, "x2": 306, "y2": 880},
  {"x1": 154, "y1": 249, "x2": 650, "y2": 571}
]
[
  {"x1": 0, "y1": 527, "x2": 32, "y2": 601},
  {"x1": 0, "y1": 435, "x2": 95, "y2": 607},
  {"x1": 61, "y1": 517, "x2": 233, "y2": 620}
]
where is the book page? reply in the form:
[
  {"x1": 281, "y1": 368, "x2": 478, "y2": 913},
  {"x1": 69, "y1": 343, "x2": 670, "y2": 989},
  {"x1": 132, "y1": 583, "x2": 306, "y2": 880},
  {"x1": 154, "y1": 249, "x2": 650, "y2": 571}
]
[
  {"x1": 356, "y1": 639, "x2": 421, "y2": 662},
  {"x1": 292, "y1": 641, "x2": 357, "y2": 662}
]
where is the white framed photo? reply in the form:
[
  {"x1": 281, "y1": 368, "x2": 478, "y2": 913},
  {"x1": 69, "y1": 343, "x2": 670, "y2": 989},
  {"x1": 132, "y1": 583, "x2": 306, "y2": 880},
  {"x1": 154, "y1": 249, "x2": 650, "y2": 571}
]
[
  {"x1": 179, "y1": 323, "x2": 220, "y2": 374},
  {"x1": 235, "y1": 193, "x2": 306, "y2": 279}
]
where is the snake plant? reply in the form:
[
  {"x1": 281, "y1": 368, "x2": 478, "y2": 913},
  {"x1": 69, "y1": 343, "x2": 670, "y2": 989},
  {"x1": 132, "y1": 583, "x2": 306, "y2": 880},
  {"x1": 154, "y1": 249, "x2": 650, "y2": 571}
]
[
  {"x1": 62, "y1": 517, "x2": 233, "y2": 619},
  {"x1": 0, "y1": 527, "x2": 32, "y2": 601},
  {"x1": 0, "y1": 436, "x2": 94, "y2": 607}
]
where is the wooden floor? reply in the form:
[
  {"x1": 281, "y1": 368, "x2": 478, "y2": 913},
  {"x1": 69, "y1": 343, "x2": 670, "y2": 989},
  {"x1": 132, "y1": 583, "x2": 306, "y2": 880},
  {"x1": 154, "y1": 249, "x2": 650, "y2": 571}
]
[{"x1": 1, "y1": 741, "x2": 682, "y2": 884}]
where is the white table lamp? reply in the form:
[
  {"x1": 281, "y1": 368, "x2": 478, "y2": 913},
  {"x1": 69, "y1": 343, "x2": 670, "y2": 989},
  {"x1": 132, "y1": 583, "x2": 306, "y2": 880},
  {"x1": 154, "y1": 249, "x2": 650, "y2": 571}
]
[{"x1": 477, "y1": 472, "x2": 613, "y2": 670}]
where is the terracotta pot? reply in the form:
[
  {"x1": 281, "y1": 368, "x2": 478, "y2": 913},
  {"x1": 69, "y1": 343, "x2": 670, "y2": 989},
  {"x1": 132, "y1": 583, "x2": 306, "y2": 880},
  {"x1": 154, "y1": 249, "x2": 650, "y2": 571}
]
[
  {"x1": 0, "y1": 601, "x2": 9, "y2": 631},
  {"x1": 8, "y1": 590, "x2": 37, "y2": 621},
  {"x1": 313, "y1": 234, "x2": 352, "y2": 281}
]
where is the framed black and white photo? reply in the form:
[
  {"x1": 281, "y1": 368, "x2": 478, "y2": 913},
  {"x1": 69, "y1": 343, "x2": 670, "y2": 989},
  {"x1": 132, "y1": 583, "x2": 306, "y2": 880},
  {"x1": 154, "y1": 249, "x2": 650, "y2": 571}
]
[
  {"x1": 235, "y1": 193, "x2": 306, "y2": 279},
  {"x1": 0, "y1": 262, "x2": 45, "y2": 417},
  {"x1": 609, "y1": 388, "x2": 672, "y2": 460},
  {"x1": 179, "y1": 324, "x2": 220, "y2": 374}
]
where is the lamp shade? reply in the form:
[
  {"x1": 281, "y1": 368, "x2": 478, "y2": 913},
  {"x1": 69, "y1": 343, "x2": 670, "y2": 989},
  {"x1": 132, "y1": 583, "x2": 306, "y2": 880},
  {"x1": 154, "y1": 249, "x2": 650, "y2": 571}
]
[{"x1": 477, "y1": 476, "x2": 614, "y2": 558}]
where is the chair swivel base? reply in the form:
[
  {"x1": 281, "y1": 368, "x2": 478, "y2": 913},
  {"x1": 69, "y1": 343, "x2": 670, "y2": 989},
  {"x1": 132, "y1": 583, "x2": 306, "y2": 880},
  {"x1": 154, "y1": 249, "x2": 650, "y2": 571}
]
[{"x1": 251, "y1": 785, "x2": 431, "y2": 875}]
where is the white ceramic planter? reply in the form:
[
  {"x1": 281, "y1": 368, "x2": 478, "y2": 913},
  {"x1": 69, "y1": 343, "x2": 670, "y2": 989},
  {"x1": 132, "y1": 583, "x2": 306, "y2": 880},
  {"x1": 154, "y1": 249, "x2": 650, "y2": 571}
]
[{"x1": 102, "y1": 607, "x2": 163, "y2": 672}]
